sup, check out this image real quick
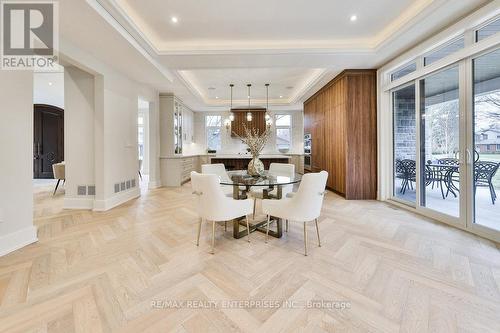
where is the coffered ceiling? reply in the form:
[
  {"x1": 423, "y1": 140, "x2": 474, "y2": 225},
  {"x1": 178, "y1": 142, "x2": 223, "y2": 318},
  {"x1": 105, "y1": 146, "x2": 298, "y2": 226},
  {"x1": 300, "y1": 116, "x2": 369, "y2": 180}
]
[{"x1": 60, "y1": 0, "x2": 493, "y2": 110}]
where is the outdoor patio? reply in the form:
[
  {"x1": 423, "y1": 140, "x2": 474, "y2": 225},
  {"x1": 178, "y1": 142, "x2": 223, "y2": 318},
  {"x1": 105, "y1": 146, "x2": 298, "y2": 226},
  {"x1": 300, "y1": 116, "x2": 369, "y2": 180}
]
[{"x1": 394, "y1": 178, "x2": 500, "y2": 231}]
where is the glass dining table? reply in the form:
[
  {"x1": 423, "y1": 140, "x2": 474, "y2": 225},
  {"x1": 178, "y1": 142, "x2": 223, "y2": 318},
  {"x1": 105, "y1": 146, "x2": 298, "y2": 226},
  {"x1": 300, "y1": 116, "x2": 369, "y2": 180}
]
[{"x1": 220, "y1": 170, "x2": 302, "y2": 239}]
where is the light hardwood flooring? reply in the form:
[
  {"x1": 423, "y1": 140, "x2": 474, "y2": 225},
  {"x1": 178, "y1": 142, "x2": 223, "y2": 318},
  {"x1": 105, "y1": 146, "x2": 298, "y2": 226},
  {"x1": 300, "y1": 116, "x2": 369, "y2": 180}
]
[{"x1": 1, "y1": 183, "x2": 500, "y2": 332}]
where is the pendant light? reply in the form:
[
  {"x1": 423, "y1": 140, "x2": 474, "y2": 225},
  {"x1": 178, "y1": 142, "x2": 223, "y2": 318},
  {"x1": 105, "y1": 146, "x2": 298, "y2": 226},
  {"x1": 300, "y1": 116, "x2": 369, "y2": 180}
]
[
  {"x1": 265, "y1": 83, "x2": 271, "y2": 121},
  {"x1": 229, "y1": 84, "x2": 234, "y2": 121},
  {"x1": 246, "y1": 84, "x2": 252, "y2": 122}
]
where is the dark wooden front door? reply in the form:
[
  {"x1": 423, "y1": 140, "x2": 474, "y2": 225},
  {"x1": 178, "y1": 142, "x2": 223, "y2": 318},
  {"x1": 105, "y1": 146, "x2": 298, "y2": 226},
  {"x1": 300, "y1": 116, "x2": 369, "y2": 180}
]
[{"x1": 33, "y1": 104, "x2": 64, "y2": 179}]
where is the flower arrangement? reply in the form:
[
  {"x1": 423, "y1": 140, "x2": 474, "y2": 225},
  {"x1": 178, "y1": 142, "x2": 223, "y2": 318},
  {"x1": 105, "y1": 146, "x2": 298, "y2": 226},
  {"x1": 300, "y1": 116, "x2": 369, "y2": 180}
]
[
  {"x1": 234, "y1": 124, "x2": 271, "y2": 176},
  {"x1": 234, "y1": 124, "x2": 271, "y2": 157}
]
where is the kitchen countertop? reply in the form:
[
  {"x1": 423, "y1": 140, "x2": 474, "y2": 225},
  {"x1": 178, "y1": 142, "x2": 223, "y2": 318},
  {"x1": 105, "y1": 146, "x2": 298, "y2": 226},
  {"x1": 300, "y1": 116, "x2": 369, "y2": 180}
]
[{"x1": 160, "y1": 153, "x2": 304, "y2": 159}]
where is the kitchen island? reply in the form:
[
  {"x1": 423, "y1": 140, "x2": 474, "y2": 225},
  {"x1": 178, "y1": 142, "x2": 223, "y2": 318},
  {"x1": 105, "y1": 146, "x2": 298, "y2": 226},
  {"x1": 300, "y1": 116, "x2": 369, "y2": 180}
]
[
  {"x1": 160, "y1": 154, "x2": 304, "y2": 186},
  {"x1": 209, "y1": 155, "x2": 290, "y2": 170}
]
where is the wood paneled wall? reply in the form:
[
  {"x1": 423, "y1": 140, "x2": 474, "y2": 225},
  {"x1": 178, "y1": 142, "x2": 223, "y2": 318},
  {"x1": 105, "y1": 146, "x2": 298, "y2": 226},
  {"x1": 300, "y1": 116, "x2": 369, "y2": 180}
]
[
  {"x1": 211, "y1": 158, "x2": 289, "y2": 170},
  {"x1": 231, "y1": 109, "x2": 267, "y2": 137},
  {"x1": 304, "y1": 70, "x2": 377, "y2": 200}
]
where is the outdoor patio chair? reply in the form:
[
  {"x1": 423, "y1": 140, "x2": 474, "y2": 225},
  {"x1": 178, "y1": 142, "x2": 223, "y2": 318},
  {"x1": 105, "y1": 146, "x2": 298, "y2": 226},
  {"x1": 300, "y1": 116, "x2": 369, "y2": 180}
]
[
  {"x1": 397, "y1": 159, "x2": 416, "y2": 195},
  {"x1": 474, "y1": 161, "x2": 500, "y2": 205}
]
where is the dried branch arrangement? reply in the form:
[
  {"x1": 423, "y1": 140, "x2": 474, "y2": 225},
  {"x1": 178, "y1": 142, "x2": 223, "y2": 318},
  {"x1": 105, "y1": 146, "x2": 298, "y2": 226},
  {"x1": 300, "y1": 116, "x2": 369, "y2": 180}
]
[{"x1": 233, "y1": 124, "x2": 271, "y2": 157}]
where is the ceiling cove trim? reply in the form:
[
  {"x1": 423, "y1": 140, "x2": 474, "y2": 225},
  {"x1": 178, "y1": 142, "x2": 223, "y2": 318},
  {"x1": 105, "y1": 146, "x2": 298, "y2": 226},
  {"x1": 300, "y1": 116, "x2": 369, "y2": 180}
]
[
  {"x1": 289, "y1": 69, "x2": 330, "y2": 104},
  {"x1": 175, "y1": 69, "x2": 329, "y2": 106},
  {"x1": 95, "y1": 0, "x2": 443, "y2": 55},
  {"x1": 87, "y1": 0, "x2": 174, "y2": 82}
]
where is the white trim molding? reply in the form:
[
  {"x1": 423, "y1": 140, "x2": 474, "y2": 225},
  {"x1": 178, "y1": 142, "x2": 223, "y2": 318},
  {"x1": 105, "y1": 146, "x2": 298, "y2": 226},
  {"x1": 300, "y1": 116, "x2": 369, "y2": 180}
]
[
  {"x1": 63, "y1": 197, "x2": 95, "y2": 210},
  {"x1": 93, "y1": 188, "x2": 140, "y2": 212},
  {"x1": 0, "y1": 226, "x2": 38, "y2": 257}
]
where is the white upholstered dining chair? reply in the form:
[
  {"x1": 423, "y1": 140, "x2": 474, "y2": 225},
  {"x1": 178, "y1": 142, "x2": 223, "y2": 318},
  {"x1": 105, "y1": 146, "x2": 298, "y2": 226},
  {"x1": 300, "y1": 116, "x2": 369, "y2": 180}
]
[
  {"x1": 262, "y1": 171, "x2": 328, "y2": 256},
  {"x1": 191, "y1": 171, "x2": 253, "y2": 254},
  {"x1": 201, "y1": 163, "x2": 234, "y2": 197},
  {"x1": 249, "y1": 163, "x2": 295, "y2": 218},
  {"x1": 52, "y1": 161, "x2": 65, "y2": 196}
]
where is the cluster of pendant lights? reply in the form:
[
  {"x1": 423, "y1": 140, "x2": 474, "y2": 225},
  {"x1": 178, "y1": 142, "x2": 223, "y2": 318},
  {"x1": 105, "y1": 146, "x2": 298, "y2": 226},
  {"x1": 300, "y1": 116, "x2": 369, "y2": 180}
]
[{"x1": 228, "y1": 83, "x2": 272, "y2": 125}]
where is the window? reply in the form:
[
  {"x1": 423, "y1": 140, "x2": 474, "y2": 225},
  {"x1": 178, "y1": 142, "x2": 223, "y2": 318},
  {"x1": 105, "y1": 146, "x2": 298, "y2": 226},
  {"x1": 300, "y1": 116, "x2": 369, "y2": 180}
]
[
  {"x1": 275, "y1": 114, "x2": 291, "y2": 150},
  {"x1": 391, "y1": 63, "x2": 417, "y2": 81},
  {"x1": 206, "y1": 115, "x2": 222, "y2": 151},
  {"x1": 476, "y1": 18, "x2": 500, "y2": 42},
  {"x1": 424, "y1": 37, "x2": 465, "y2": 66}
]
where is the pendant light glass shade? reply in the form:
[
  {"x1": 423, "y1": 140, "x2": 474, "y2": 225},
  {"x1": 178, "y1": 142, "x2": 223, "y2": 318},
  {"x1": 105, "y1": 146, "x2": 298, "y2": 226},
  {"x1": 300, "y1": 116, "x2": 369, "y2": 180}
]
[
  {"x1": 265, "y1": 83, "x2": 271, "y2": 121},
  {"x1": 229, "y1": 83, "x2": 234, "y2": 121},
  {"x1": 247, "y1": 84, "x2": 252, "y2": 122}
]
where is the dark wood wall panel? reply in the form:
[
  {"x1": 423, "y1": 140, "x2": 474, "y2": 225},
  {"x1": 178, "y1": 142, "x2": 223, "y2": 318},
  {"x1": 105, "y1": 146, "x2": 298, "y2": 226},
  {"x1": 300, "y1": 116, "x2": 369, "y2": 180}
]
[
  {"x1": 211, "y1": 158, "x2": 289, "y2": 171},
  {"x1": 304, "y1": 69, "x2": 377, "y2": 200},
  {"x1": 231, "y1": 109, "x2": 266, "y2": 137},
  {"x1": 345, "y1": 73, "x2": 378, "y2": 199}
]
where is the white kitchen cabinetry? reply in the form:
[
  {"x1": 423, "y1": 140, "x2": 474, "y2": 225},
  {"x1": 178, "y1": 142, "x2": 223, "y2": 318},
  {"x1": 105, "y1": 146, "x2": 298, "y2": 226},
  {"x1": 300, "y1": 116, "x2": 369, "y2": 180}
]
[
  {"x1": 288, "y1": 155, "x2": 304, "y2": 174},
  {"x1": 159, "y1": 94, "x2": 194, "y2": 156},
  {"x1": 159, "y1": 94, "x2": 198, "y2": 186},
  {"x1": 160, "y1": 156, "x2": 199, "y2": 186}
]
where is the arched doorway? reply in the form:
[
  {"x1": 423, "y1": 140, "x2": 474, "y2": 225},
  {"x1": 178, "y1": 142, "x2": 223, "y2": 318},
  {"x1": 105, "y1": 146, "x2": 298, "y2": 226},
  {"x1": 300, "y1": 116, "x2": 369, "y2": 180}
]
[{"x1": 33, "y1": 104, "x2": 64, "y2": 179}]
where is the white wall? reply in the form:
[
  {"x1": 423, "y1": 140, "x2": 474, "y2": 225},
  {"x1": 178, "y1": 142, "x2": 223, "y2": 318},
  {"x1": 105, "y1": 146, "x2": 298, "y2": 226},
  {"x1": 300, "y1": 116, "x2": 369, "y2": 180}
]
[
  {"x1": 59, "y1": 39, "x2": 161, "y2": 210},
  {"x1": 64, "y1": 66, "x2": 95, "y2": 208},
  {"x1": 193, "y1": 110, "x2": 304, "y2": 154},
  {"x1": 0, "y1": 70, "x2": 37, "y2": 256},
  {"x1": 33, "y1": 72, "x2": 64, "y2": 108}
]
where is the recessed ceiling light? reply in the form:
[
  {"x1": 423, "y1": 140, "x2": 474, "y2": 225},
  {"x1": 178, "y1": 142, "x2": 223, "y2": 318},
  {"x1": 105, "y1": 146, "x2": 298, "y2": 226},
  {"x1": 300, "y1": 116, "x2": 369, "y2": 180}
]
[
  {"x1": 350, "y1": 15, "x2": 357, "y2": 22},
  {"x1": 48, "y1": 82, "x2": 53, "y2": 86},
  {"x1": 279, "y1": 95, "x2": 283, "y2": 98},
  {"x1": 171, "y1": 16, "x2": 178, "y2": 23},
  {"x1": 215, "y1": 96, "x2": 219, "y2": 99}
]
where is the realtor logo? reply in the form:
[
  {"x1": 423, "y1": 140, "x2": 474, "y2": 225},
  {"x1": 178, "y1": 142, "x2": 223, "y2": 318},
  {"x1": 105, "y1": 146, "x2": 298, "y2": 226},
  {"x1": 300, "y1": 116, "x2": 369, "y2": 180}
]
[{"x1": 1, "y1": 1, "x2": 58, "y2": 70}]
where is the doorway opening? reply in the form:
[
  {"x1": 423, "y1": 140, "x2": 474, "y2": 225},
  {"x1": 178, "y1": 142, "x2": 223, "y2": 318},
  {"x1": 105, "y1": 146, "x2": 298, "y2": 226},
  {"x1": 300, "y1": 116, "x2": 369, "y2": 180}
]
[
  {"x1": 33, "y1": 67, "x2": 65, "y2": 217},
  {"x1": 138, "y1": 98, "x2": 150, "y2": 191}
]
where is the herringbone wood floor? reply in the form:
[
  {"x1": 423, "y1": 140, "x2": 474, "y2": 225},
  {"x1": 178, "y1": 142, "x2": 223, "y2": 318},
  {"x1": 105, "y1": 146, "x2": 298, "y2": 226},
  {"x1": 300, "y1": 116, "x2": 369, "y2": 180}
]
[{"x1": 1, "y1": 183, "x2": 500, "y2": 332}]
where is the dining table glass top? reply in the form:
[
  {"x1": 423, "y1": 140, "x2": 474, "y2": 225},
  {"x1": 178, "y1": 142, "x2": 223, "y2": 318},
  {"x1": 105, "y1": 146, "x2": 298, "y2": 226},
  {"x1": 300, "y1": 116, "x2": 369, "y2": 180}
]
[{"x1": 220, "y1": 170, "x2": 302, "y2": 187}]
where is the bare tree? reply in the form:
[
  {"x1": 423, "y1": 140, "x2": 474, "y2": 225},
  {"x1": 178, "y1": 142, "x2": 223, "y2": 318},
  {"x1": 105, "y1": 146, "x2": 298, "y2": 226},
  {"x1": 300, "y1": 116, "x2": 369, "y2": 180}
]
[{"x1": 476, "y1": 93, "x2": 500, "y2": 122}]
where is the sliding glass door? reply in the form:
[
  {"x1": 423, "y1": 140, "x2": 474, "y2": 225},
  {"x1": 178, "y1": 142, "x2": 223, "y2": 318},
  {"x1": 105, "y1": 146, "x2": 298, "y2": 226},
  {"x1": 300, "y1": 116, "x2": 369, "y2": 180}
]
[
  {"x1": 419, "y1": 66, "x2": 461, "y2": 218},
  {"x1": 472, "y1": 49, "x2": 500, "y2": 233},
  {"x1": 390, "y1": 48, "x2": 500, "y2": 239}
]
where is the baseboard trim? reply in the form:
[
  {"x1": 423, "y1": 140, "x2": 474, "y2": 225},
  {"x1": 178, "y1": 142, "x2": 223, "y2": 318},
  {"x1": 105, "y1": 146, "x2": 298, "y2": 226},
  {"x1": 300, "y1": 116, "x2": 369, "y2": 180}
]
[
  {"x1": 63, "y1": 197, "x2": 94, "y2": 210},
  {"x1": 148, "y1": 180, "x2": 160, "y2": 189},
  {"x1": 0, "y1": 226, "x2": 38, "y2": 257},
  {"x1": 93, "y1": 187, "x2": 140, "y2": 212}
]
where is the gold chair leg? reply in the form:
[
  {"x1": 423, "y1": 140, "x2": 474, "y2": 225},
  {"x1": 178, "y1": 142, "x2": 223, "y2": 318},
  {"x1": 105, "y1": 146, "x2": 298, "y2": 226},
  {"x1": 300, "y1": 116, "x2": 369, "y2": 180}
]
[
  {"x1": 246, "y1": 215, "x2": 251, "y2": 242},
  {"x1": 315, "y1": 218, "x2": 321, "y2": 247},
  {"x1": 253, "y1": 198, "x2": 256, "y2": 219},
  {"x1": 196, "y1": 218, "x2": 203, "y2": 246},
  {"x1": 265, "y1": 215, "x2": 271, "y2": 243},
  {"x1": 211, "y1": 221, "x2": 216, "y2": 254},
  {"x1": 303, "y1": 221, "x2": 308, "y2": 256}
]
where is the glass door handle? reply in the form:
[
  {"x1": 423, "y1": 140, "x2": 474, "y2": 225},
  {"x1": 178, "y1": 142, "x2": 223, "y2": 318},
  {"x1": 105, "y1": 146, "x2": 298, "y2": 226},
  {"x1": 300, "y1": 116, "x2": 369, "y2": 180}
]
[{"x1": 465, "y1": 149, "x2": 472, "y2": 165}]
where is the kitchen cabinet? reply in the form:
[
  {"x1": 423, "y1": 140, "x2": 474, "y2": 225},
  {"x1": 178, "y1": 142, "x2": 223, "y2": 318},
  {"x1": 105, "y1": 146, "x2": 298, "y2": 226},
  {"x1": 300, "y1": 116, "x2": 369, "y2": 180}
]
[
  {"x1": 159, "y1": 94, "x2": 194, "y2": 156},
  {"x1": 160, "y1": 156, "x2": 199, "y2": 187},
  {"x1": 304, "y1": 70, "x2": 377, "y2": 200}
]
